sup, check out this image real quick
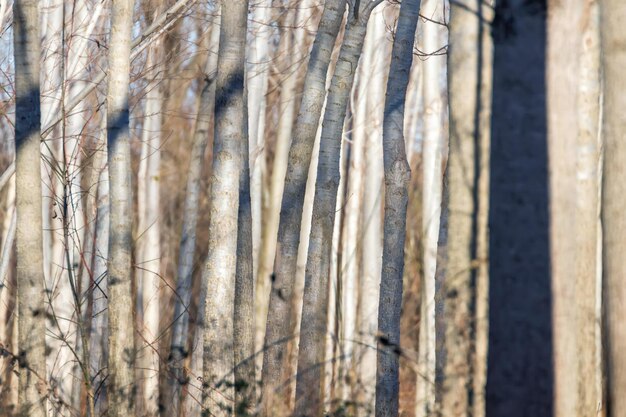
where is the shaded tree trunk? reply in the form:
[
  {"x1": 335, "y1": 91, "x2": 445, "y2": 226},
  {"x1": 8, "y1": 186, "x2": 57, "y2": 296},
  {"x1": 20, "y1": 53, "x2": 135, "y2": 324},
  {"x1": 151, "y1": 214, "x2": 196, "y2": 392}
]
[
  {"x1": 106, "y1": 0, "x2": 136, "y2": 415},
  {"x1": 260, "y1": 0, "x2": 347, "y2": 414},
  {"x1": 600, "y1": 0, "x2": 626, "y2": 415},
  {"x1": 374, "y1": 0, "x2": 420, "y2": 414},
  {"x1": 293, "y1": 2, "x2": 383, "y2": 415},
  {"x1": 13, "y1": 1, "x2": 47, "y2": 416},
  {"x1": 201, "y1": 0, "x2": 248, "y2": 414}
]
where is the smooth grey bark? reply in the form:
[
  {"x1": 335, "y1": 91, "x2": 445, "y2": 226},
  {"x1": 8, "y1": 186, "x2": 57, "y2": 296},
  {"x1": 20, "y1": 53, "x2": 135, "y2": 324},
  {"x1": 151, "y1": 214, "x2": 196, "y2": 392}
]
[
  {"x1": 260, "y1": 0, "x2": 347, "y2": 414},
  {"x1": 233, "y1": 85, "x2": 255, "y2": 415},
  {"x1": 165, "y1": 25, "x2": 219, "y2": 417},
  {"x1": 601, "y1": 0, "x2": 626, "y2": 415},
  {"x1": 374, "y1": 0, "x2": 420, "y2": 415},
  {"x1": 293, "y1": 2, "x2": 381, "y2": 415},
  {"x1": 202, "y1": 0, "x2": 248, "y2": 415},
  {"x1": 13, "y1": 1, "x2": 47, "y2": 416},
  {"x1": 436, "y1": 0, "x2": 493, "y2": 415},
  {"x1": 106, "y1": 0, "x2": 136, "y2": 416}
]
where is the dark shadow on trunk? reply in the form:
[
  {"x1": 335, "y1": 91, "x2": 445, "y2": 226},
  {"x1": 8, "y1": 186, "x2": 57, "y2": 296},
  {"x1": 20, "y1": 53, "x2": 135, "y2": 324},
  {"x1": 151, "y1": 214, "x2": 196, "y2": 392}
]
[{"x1": 486, "y1": 0, "x2": 552, "y2": 415}]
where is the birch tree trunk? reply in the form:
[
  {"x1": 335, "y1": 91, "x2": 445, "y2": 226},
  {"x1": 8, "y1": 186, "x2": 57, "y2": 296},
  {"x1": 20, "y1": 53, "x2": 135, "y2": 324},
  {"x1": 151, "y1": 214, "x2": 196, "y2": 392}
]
[
  {"x1": 260, "y1": 0, "x2": 347, "y2": 413},
  {"x1": 374, "y1": 0, "x2": 420, "y2": 415},
  {"x1": 547, "y1": 0, "x2": 583, "y2": 414},
  {"x1": 201, "y1": 0, "x2": 248, "y2": 414},
  {"x1": 166, "y1": 13, "x2": 220, "y2": 417},
  {"x1": 13, "y1": 1, "x2": 47, "y2": 416},
  {"x1": 293, "y1": 2, "x2": 382, "y2": 415},
  {"x1": 416, "y1": 0, "x2": 444, "y2": 415},
  {"x1": 437, "y1": 0, "x2": 493, "y2": 415},
  {"x1": 136, "y1": 37, "x2": 163, "y2": 417},
  {"x1": 575, "y1": 1, "x2": 602, "y2": 415},
  {"x1": 106, "y1": 0, "x2": 136, "y2": 415},
  {"x1": 600, "y1": 0, "x2": 626, "y2": 414}
]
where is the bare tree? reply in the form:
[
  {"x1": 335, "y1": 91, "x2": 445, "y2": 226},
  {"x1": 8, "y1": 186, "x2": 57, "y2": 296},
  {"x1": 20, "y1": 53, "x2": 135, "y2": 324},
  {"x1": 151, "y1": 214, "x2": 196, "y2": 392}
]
[
  {"x1": 436, "y1": 0, "x2": 493, "y2": 415},
  {"x1": 13, "y1": 1, "x2": 47, "y2": 415},
  {"x1": 293, "y1": 1, "x2": 383, "y2": 415},
  {"x1": 374, "y1": 0, "x2": 420, "y2": 415},
  {"x1": 601, "y1": 0, "x2": 626, "y2": 415},
  {"x1": 260, "y1": 0, "x2": 347, "y2": 413},
  {"x1": 201, "y1": 0, "x2": 248, "y2": 414},
  {"x1": 106, "y1": 0, "x2": 136, "y2": 415}
]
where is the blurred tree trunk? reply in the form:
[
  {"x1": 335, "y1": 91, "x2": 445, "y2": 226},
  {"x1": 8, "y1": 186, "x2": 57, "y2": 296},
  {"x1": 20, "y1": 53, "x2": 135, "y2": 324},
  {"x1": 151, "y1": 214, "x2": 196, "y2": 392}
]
[
  {"x1": 293, "y1": 2, "x2": 383, "y2": 415},
  {"x1": 575, "y1": 1, "x2": 602, "y2": 416},
  {"x1": 13, "y1": 1, "x2": 47, "y2": 416},
  {"x1": 374, "y1": 0, "x2": 419, "y2": 415},
  {"x1": 547, "y1": 0, "x2": 584, "y2": 414},
  {"x1": 201, "y1": 0, "x2": 248, "y2": 414},
  {"x1": 136, "y1": 35, "x2": 163, "y2": 417},
  {"x1": 417, "y1": 0, "x2": 444, "y2": 415},
  {"x1": 436, "y1": 0, "x2": 493, "y2": 415},
  {"x1": 601, "y1": 0, "x2": 626, "y2": 415},
  {"x1": 106, "y1": 0, "x2": 136, "y2": 415},
  {"x1": 166, "y1": 13, "x2": 219, "y2": 417},
  {"x1": 260, "y1": 0, "x2": 347, "y2": 413}
]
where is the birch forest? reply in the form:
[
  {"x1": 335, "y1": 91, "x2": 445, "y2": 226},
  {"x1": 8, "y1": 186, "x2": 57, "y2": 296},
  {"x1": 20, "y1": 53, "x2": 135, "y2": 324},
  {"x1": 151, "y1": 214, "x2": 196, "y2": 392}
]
[{"x1": 0, "y1": 0, "x2": 623, "y2": 416}]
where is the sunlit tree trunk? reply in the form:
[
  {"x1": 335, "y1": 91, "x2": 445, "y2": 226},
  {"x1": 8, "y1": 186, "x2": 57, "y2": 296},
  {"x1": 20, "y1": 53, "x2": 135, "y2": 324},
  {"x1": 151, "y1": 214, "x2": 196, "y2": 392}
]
[
  {"x1": 575, "y1": 1, "x2": 602, "y2": 415},
  {"x1": 294, "y1": 2, "x2": 383, "y2": 415},
  {"x1": 436, "y1": 0, "x2": 493, "y2": 415},
  {"x1": 201, "y1": 0, "x2": 248, "y2": 414},
  {"x1": 136, "y1": 35, "x2": 163, "y2": 417},
  {"x1": 416, "y1": 0, "x2": 444, "y2": 415},
  {"x1": 14, "y1": 1, "x2": 47, "y2": 416},
  {"x1": 547, "y1": 0, "x2": 584, "y2": 414},
  {"x1": 106, "y1": 0, "x2": 136, "y2": 415},
  {"x1": 374, "y1": 0, "x2": 419, "y2": 415},
  {"x1": 600, "y1": 0, "x2": 626, "y2": 415},
  {"x1": 260, "y1": 0, "x2": 347, "y2": 413}
]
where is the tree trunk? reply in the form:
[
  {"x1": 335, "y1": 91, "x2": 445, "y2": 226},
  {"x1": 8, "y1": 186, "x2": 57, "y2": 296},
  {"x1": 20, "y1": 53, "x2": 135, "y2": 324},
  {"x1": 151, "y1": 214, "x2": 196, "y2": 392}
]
[
  {"x1": 374, "y1": 0, "x2": 419, "y2": 415},
  {"x1": 260, "y1": 0, "x2": 347, "y2": 413},
  {"x1": 575, "y1": 1, "x2": 602, "y2": 416},
  {"x1": 437, "y1": 0, "x2": 493, "y2": 415},
  {"x1": 13, "y1": 1, "x2": 47, "y2": 416},
  {"x1": 416, "y1": 0, "x2": 444, "y2": 415},
  {"x1": 106, "y1": 0, "x2": 136, "y2": 415},
  {"x1": 547, "y1": 0, "x2": 584, "y2": 414},
  {"x1": 600, "y1": 0, "x2": 626, "y2": 415},
  {"x1": 201, "y1": 0, "x2": 248, "y2": 414},
  {"x1": 166, "y1": 13, "x2": 219, "y2": 417},
  {"x1": 293, "y1": 2, "x2": 382, "y2": 415}
]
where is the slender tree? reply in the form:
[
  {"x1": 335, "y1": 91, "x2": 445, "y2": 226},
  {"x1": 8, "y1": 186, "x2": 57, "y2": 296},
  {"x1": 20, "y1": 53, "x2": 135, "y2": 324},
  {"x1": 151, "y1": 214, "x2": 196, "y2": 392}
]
[
  {"x1": 202, "y1": 0, "x2": 248, "y2": 414},
  {"x1": 436, "y1": 0, "x2": 493, "y2": 415},
  {"x1": 106, "y1": 0, "x2": 136, "y2": 415},
  {"x1": 374, "y1": 0, "x2": 420, "y2": 415},
  {"x1": 601, "y1": 0, "x2": 626, "y2": 415},
  {"x1": 293, "y1": 1, "x2": 383, "y2": 415},
  {"x1": 260, "y1": 0, "x2": 347, "y2": 413},
  {"x1": 13, "y1": 1, "x2": 47, "y2": 416}
]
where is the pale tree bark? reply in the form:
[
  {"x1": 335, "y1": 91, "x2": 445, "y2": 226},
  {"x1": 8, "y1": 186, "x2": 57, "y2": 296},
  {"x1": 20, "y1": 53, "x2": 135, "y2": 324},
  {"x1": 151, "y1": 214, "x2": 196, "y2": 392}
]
[
  {"x1": 416, "y1": 0, "x2": 444, "y2": 415},
  {"x1": 575, "y1": 1, "x2": 602, "y2": 415},
  {"x1": 166, "y1": 12, "x2": 220, "y2": 417},
  {"x1": 293, "y1": 2, "x2": 383, "y2": 415},
  {"x1": 547, "y1": 0, "x2": 584, "y2": 414},
  {"x1": 260, "y1": 0, "x2": 347, "y2": 414},
  {"x1": 136, "y1": 35, "x2": 164, "y2": 417},
  {"x1": 374, "y1": 0, "x2": 420, "y2": 415},
  {"x1": 247, "y1": 0, "x2": 272, "y2": 361},
  {"x1": 436, "y1": 0, "x2": 493, "y2": 415},
  {"x1": 106, "y1": 0, "x2": 136, "y2": 415},
  {"x1": 14, "y1": 1, "x2": 47, "y2": 416},
  {"x1": 600, "y1": 0, "x2": 626, "y2": 415},
  {"x1": 201, "y1": 0, "x2": 248, "y2": 414}
]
